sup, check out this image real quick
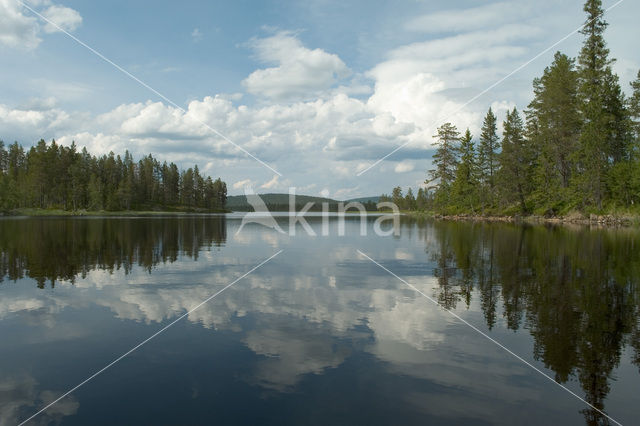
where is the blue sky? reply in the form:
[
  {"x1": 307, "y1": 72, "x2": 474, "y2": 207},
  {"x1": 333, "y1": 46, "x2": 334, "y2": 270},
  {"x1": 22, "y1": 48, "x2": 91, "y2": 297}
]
[{"x1": 1, "y1": 0, "x2": 639, "y2": 198}]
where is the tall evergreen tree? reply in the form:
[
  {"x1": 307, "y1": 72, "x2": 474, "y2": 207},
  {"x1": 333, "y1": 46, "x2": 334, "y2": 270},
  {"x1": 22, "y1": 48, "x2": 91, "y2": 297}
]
[
  {"x1": 404, "y1": 187, "x2": 417, "y2": 211},
  {"x1": 416, "y1": 187, "x2": 428, "y2": 211},
  {"x1": 527, "y1": 52, "x2": 581, "y2": 212},
  {"x1": 391, "y1": 186, "x2": 404, "y2": 209},
  {"x1": 451, "y1": 128, "x2": 478, "y2": 212},
  {"x1": 498, "y1": 108, "x2": 532, "y2": 213},
  {"x1": 428, "y1": 123, "x2": 459, "y2": 209},
  {"x1": 478, "y1": 108, "x2": 500, "y2": 206},
  {"x1": 575, "y1": 0, "x2": 627, "y2": 208},
  {"x1": 628, "y1": 70, "x2": 640, "y2": 142}
]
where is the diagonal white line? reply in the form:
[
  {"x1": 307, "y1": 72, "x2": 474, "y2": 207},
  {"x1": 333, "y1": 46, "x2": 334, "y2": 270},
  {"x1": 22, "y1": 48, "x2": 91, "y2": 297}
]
[
  {"x1": 356, "y1": 0, "x2": 625, "y2": 176},
  {"x1": 15, "y1": 0, "x2": 282, "y2": 177},
  {"x1": 18, "y1": 249, "x2": 284, "y2": 426},
  {"x1": 356, "y1": 249, "x2": 623, "y2": 426}
]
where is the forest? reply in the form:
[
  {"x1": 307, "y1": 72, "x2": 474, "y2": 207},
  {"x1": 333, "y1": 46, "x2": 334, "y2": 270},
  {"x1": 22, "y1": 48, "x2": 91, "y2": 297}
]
[
  {"x1": 383, "y1": 0, "x2": 640, "y2": 217},
  {"x1": 0, "y1": 139, "x2": 228, "y2": 212}
]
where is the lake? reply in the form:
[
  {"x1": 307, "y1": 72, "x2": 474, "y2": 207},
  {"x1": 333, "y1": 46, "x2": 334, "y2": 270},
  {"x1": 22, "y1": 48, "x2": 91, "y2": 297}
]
[{"x1": 1, "y1": 215, "x2": 639, "y2": 425}]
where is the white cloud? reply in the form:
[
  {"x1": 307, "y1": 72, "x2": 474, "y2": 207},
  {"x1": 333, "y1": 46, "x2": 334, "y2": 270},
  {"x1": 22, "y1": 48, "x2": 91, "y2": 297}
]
[
  {"x1": 394, "y1": 161, "x2": 414, "y2": 173},
  {"x1": 233, "y1": 178, "x2": 252, "y2": 189},
  {"x1": 0, "y1": 1, "x2": 82, "y2": 49},
  {"x1": 0, "y1": 102, "x2": 73, "y2": 132},
  {"x1": 0, "y1": 0, "x2": 40, "y2": 49},
  {"x1": 243, "y1": 31, "x2": 351, "y2": 100},
  {"x1": 260, "y1": 175, "x2": 279, "y2": 189},
  {"x1": 405, "y1": 2, "x2": 529, "y2": 34},
  {"x1": 41, "y1": 4, "x2": 82, "y2": 34},
  {"x1": 18, "y1": 96, "x2": 57, "y2": 110}
]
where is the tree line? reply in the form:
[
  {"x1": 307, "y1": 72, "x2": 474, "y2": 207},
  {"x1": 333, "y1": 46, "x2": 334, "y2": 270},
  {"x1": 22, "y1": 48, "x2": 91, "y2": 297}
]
[
  {"x1": 384, "y1": 0, "x2": 640, "y2": 216},
  {"x1": 0, "y1": 139, "x2": 227, "y2": 212}
]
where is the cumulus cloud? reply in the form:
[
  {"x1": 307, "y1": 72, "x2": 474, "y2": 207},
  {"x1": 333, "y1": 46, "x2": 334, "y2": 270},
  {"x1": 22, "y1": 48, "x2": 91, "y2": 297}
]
[
  {"x1": 0, "y1": 101, "x2": 74, "y2": 136},
  {"x1": 260, "y1": 174, "x2": 279, "y2": 189},
  {"x1": 394, "y1": 161, "x2": 414, "y2": 173},
  {"x1": 0, "y1": 0, "x2": 82, "y2": 49},
  {"x1": 0, "y1": 0, "x2": 40, "y2": 49},
  {"x1": 367, "y1": 24, "x2": 539, "y2": 129},
  {"x1": 243, "y1": 31, "x2": 351, "y2": 100},
  {"x1": 233, "y1": 178, "x2": 253, "y2": 190},
  {"x1": 41, "y1": 4, "x2": 82, "y2": 33}
]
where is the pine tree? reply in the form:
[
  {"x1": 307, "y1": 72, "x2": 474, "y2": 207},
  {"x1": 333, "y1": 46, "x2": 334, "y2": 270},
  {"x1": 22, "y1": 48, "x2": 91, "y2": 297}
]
[
  {"x1": 181, "y1": 168, "x2": 195, "y2": 208},
  {"x1": 575, "y1": 0, "x2": 625, "y2": 208},
  {"x1": 428, "y1": 123, "x2": 459, "y2": 209},
  {"x1": 527, "y1": 52, "x2": 581, "y2": 212},
  {"x1": 416, "y1": 187, "x2": 428, "y2": 211},
  {"x1": 391, "y1": 186, "x2": 404, "y2": 209},
  {"x1": 630, "y1": 70, "x2": 640, "y2": 140},
  {"x1": 478, "y1": 108, "x2": 500, "y2": 206},
  {"x1": 404, "y1": 188, "x2": 417, "y2": 210},
  {"x1": 213, "y1": 178, "x2": 227, "y2": 209},
  {"x1": 87, "y1": 173, "x2": 103, "y2": 210},
  {"x1": 451, "y1": 128, "x2": 478, "y2": 212},
  {"x1": 498, "y1": 108, "x2": 532, "y2": 213}
]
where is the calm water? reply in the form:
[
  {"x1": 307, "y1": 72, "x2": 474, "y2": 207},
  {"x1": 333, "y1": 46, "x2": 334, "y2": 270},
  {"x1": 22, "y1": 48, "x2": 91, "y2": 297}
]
[{"x1": 1, "y1": 215, "x2": 639, "y2": 425}]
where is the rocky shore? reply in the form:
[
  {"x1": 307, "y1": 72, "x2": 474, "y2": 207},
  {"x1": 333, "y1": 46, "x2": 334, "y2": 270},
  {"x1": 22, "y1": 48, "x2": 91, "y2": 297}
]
[{"x1": 431, "y1": 213, "x2": 636, "y2": 227}]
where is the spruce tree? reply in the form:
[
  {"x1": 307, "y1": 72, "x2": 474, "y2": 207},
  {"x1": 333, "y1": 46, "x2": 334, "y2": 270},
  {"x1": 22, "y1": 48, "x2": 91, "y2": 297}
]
[
  {"x1": 404, "y1": 188, "x2": 417, "y2": 210},
  {"x1": 527, "y1": 52, "x2": 581, "y2": 212},
  {"x1": 428, "y1": 123, "x2": 460, "y2": 209},
  {"x1": 451, "y1": 128, "x2": 478, "y2": 212},
  {"x1": 416, "y1": 188, "x2": 428, "y2": 211},
  {"x1": 391, "y1": 186, "x2": 404, "y2": 209},
  {"x1": 498, "y1": 108, "x2": 532, "y2": 213},
  {"x1": 628, "y1": 70, "x2": 640, "y2": 141},
  {"x1": 478, "y1": 108, "x2": 500, "y2": 207},
  {"x1": 575, "y1": 0, "x2": 627, "y2": 208}
]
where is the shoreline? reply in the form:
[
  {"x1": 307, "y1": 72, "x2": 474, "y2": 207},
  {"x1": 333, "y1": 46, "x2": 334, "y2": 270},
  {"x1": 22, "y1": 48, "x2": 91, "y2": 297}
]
[
  {"x1": 0, "y1": 208, "x2": 230, "y2": 217},
  {"x1": 402, "y1": 211, "x2": 639, "y2": 227},
  {"x1": 3, "y1": 209, "x2": 638, "y2": 228}
]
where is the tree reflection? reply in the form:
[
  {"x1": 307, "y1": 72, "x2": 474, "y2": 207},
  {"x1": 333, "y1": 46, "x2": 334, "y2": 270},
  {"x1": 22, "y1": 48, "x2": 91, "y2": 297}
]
[
  {"x1": 424, "y1": 220, "x2": 640, "y2": 425},
  {"x1": 0, "y1": 217, "x2": 226, "y2": 288}
]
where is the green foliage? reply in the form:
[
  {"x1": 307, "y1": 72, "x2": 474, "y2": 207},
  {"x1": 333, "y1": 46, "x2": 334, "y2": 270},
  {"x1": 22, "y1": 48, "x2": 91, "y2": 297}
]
[
  {"x1": 498, "y1": 108, "x2": 533, "y2": 213},
  {"x1": 427, "y1": 123, "x2": 459, "y2": 209},
  {"x1": 404, "y1": 187, "x2": 417, "y2": 211},
  {"x1": 527, "y1": 52, "x2": 581, "y2": 214},
  {"x1": 0, "y1": 140, "x2": 227, "y2": 212},
  {"x1": 450, "y1": 128, "x2": 478, "y2": 212},
  {"x1": 630, "y1": 70, "x2": 640, "y2": 140},
  {"x1": 383, "y1": 0, "x2": 640, "y2": 217},
  {"x1": 391, "y1": 186, "x2": 405, "y2": 210},
  {"x1": 478, "y1": 107, "x2": 500, "y2": 206}
]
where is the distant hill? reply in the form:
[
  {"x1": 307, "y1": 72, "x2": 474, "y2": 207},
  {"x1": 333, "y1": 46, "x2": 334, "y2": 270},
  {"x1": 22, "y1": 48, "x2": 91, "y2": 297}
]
[
  {"x1": 346, "y1": 196, "x2": 380, "y2": 204},
  {"x1": 226, "y1": 193, "x2": 379, "y2": 211},
  {"x1": 226, "y1": 193, "x2": 339, "y2": 211}
]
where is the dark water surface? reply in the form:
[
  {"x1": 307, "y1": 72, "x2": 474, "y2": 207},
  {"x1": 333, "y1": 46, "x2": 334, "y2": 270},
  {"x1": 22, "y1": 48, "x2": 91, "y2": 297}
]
[{"x1": 1, "y1": 215, "x2": 639, "y2": 425}]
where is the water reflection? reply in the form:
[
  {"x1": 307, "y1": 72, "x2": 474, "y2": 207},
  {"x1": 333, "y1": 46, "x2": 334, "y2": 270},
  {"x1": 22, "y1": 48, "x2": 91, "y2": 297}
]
[
  {"x1": 0, "y1": 217, "x2": 226, "y2": 287},
  {"x1": 0, "y1": 374, "x2": 79, "y2": 426},
  {"x1": 0, "y1": 216, "x2": 638, "y2": 425},
  {"x1": 423, "y1": 220, "x2": 640, "y2": 425}
]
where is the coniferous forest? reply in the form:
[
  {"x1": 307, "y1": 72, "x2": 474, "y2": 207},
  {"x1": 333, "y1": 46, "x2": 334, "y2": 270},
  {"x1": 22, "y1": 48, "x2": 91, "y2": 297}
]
[
  {"x1": 384, "y1": 0, "x2": 640, "y2": 217},
  {"x1": 0, "y1": 139, "x2": 227, "y2": 212}
]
